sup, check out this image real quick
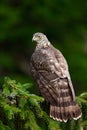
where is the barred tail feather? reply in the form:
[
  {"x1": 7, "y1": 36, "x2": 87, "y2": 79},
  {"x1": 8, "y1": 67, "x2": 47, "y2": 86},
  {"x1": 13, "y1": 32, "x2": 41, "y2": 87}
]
[
  {"x1": 50, "y1": 102, "x2": 82, "y2": 122},
  {"x1": 49, "y1": 78, "x2": 82, "y2": 122}
]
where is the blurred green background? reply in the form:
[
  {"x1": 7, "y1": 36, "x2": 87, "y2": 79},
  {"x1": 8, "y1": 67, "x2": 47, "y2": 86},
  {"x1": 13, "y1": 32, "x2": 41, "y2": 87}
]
[{"x1": 0, "y1": 0, "x2": 87, "y2": 94}]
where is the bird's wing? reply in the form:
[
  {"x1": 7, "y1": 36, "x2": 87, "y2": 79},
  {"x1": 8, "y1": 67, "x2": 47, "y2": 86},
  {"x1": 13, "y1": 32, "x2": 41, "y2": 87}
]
[{"x1": 52, "y1": 46, "x2": 75, "y2": 100}]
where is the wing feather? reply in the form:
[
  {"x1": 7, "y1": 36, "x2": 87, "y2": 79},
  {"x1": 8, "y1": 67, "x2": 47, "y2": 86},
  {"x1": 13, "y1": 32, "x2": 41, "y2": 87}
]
[{"x1": 52, "y1": 46, "x2": 75, "y2": 100}]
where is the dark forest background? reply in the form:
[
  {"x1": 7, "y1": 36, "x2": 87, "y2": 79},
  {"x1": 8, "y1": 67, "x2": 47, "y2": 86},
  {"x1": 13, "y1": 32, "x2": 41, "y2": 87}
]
[
  {"x1": 0, "y1": 0, "x2": 87, "y2": 94},
  {"x1": 0, "y1": 0, "x2": 87, "y2": 130}
]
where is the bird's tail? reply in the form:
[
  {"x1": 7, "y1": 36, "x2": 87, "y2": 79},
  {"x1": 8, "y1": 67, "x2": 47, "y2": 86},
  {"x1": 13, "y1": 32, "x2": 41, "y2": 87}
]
[{"x1": 50, "y1": 101, "x2": 82, "y2": 122}]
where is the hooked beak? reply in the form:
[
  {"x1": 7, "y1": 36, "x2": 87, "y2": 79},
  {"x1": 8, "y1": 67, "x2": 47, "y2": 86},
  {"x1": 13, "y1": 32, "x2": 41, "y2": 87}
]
[
  {"x1": 32, "y1": 36, "x2": 36, "y2": 42},
  {"x1": 32, "y1": 36, "x2": 38, "y2": 43}
]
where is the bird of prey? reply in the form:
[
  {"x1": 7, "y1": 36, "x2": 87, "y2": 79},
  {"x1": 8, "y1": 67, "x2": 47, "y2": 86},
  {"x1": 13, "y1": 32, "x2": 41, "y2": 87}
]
[{"x1": 30, "y1": 32, "x2": 82, "y2": 122}]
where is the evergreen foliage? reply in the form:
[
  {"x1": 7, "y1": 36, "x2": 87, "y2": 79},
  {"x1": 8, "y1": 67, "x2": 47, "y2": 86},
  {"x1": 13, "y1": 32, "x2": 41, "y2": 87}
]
[
  {"x1": 0, "y1": 77, "x2": 61, "y2": 130},
  {"x1": 0, "y1": 77, "x2": 87, "y2": 130}
]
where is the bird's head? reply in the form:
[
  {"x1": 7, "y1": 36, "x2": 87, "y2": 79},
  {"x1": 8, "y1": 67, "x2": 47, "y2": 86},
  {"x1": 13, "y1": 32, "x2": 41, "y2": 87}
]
[{"x1": 32, "y1": 32, "x2": 48, "y2": 44}]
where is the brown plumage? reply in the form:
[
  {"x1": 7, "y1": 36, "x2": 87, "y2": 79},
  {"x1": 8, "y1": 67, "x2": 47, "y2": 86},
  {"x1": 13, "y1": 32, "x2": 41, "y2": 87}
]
[{"x1": 30, "y1": 32, "x2": 82, "y2": 122}]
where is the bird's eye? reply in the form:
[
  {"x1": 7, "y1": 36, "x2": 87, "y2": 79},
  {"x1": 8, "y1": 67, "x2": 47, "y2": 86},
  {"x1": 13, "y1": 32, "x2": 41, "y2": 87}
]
[{"x1": 38, "y1": 35, "x2": 42, "y2": 39}]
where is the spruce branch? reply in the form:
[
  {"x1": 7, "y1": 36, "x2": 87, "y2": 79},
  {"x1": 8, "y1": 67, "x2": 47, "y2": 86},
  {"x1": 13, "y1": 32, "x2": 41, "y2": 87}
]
[{"x1": 3, "y1": 77, "x2": 44, "y2": 102}]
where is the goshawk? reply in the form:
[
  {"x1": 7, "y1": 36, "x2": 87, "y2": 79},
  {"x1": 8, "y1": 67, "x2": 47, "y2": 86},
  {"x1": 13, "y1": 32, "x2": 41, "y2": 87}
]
[{"x1": 30, "y1": 32, "x2": 82, "y2": 122}]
